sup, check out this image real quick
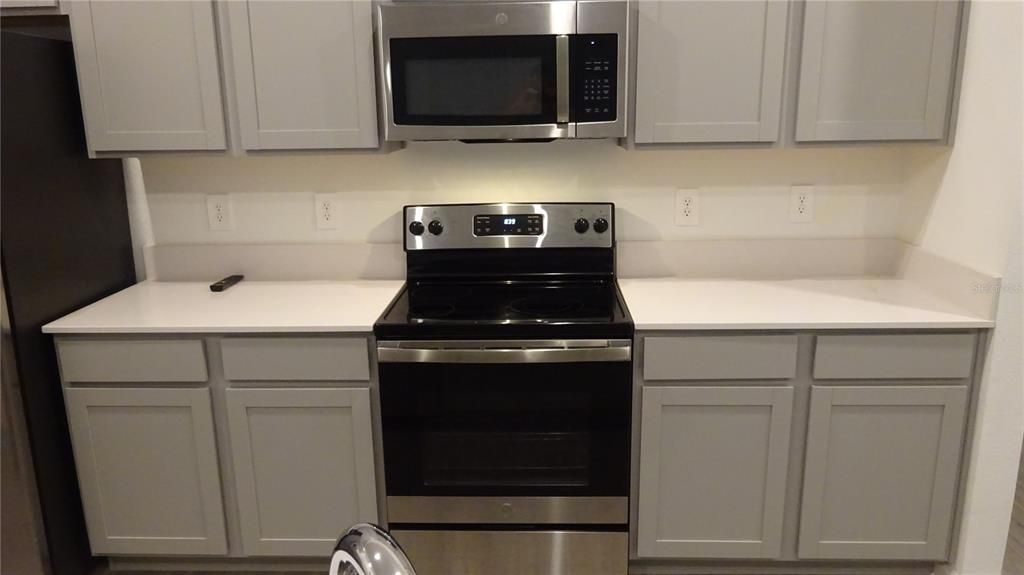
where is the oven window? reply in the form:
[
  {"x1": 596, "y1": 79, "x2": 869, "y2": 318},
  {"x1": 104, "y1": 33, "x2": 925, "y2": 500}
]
[
  {"x1": 389, "y1": 36, "x2": 558, "y2": 126},
  {"x1": 380, "y1": 361, "x2": 631, "y2": 497}
]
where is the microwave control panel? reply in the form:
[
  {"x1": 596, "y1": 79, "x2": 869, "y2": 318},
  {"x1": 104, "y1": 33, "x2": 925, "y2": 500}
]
[{"x1": 573, "y1": 34, "x2": 617, "y2": 123}]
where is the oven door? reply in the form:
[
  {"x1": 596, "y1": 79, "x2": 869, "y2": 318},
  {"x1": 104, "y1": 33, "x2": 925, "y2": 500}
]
[
  {"x1": 378, "y1": 2, "x2": 574, "y2": 141},
  {"x1": 378, "y1": 340, "x2": 631, "y2": 524}
]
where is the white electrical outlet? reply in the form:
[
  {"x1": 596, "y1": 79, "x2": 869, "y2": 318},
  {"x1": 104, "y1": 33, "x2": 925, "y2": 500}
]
[
  {"x1": 206, "y1": 194, "x2": 234, "y2": 230},
  {"x1": 790, "y1": 185, "x2": 815, "y2": 223},
  {"x1": 315, "y1": 193, "x2": 341, "y2": 230},
  {"x1": 675, "y1": 188, "x2": 700, "y2": 226}
]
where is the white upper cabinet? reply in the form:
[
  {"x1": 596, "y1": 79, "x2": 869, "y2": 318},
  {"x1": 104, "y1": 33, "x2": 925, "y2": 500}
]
[
  {"x1": 68, "y1": 0, "x2": 226, "y2": 152},
  {"x1": 635, "y1": 1, "x2": 789, "y2": 144},
  {"x1": 795, "y1": 0, "x2": 961, "y2": 142},
  {"x1": 225, "y1": 0, "x2": 378, "y2": 150}
]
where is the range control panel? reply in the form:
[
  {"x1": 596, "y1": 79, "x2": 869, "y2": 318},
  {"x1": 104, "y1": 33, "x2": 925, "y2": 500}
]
[
  {"x1": 474, "y1": 214, "x2": 544, "y2": 236},
  {"x1": 405, "y1": 203, "x2": 614, "y2": 251},
  {"x1": 573, "y1": 34, "x2": 618, "y2": 123}
]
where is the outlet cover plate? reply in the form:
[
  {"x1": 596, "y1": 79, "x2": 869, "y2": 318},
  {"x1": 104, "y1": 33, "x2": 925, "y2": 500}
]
[
  {"x1": 790, "y1": 185, "x2": 815, "y2": 223},
  {"x1": 315, "y1": 193, "x2": 341, "y2": 230},
  {"x1": 675, "y1": 188, "x2": 700, "y2": 226},
  {"x1": 206, "y1": 194, "x2": 234, "y2": 231}
]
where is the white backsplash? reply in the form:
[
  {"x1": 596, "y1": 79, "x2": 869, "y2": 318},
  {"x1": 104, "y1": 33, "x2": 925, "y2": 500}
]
[{"x1": 141, "y1": 140, "x2": 910, "y2": 245}]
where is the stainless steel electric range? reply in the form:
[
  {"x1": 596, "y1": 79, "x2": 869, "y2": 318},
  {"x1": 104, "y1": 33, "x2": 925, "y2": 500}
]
[{"x1": 374, "y1": 203, "x2": 633, "y2": 575}]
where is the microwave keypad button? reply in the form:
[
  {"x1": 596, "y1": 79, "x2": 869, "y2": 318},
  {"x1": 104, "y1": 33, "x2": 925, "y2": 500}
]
[{"x1": 575, "y1": 34, "x2": 617, "y2": 122}]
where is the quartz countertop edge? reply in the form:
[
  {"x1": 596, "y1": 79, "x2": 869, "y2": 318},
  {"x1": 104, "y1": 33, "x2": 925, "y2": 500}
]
[
  {"x1": 42, "y1": 280, "x2": 407, "y2": 335},
  {"x1": 617, "y1": 278, "x2": 994, "y2": 331}
]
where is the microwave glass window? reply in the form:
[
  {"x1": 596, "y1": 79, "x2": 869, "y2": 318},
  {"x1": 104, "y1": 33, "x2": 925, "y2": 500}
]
[
  {"x1": 405, "y1": 58, "x2": 543, "y2": 117},
  {"x1": 390, "y1": 35, "x2": 558, "y2": 126}
]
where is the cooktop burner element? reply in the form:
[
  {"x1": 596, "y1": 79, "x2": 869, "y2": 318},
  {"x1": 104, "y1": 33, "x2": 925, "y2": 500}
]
[{"x1": 374, "y1": 202, "x2": 633, "y2": 340}]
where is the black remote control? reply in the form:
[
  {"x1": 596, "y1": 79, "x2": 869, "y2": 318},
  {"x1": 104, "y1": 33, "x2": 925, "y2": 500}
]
[{"x1": 210, "y1": 275, "x2": 244, "y2": 292}]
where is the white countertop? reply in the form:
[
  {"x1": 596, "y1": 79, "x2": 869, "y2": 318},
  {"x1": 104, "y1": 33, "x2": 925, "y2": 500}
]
[
  {"x1": 618, "y1": 278, "x2": 994, "y2": 330},
  {"x1": 42, "y1": 280, "x2": 406, "y2": 334},
  {"x1": 43, "y1": 277, "x2": 993, "y2": 336}
]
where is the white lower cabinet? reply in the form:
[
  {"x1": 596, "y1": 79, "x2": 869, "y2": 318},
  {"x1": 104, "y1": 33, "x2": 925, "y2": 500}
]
[
  {"x1": 225, "y1": 387, "x2": 377, "y2": 557},
  {"x1": 65, "y1": 387, "x2": 227, "y2": 555},
  {"x1": 637, "y1": 386, "x2": 794, "y2": 558},
  {"x1": 798, "y1": 385, "x2": 969, "y2": 560}
]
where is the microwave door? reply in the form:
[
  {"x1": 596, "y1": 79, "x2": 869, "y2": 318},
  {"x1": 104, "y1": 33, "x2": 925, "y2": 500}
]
[{"x1": 384, "y1": 34, "x2": 572, "y2": 141}]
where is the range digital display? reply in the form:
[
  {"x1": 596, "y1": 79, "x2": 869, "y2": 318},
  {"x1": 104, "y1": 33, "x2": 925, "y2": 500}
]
[{"x1": 474, "y1": 214, "x2": 543, "y2": 236}]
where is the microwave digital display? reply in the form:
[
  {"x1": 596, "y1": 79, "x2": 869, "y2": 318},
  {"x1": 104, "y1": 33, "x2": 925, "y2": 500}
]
[{"x1": 474, "y1": 214, "x2": 544, "y2": 236}]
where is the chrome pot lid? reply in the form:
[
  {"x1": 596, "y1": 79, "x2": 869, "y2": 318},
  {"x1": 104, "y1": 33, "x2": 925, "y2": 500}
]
[{"x1": 330, "y1": 523, "x2": 417, "y2": 575}]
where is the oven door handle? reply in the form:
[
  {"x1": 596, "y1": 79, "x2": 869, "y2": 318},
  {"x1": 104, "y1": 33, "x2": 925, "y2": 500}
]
[{"x1": 377, "y1": 340, "x2": 631, "y2": 364}]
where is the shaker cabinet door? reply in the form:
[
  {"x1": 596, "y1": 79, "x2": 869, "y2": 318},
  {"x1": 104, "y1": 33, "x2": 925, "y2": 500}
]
[
  {"x1": 226, "y1": 0, "x2": 378, "y2": 150},
  {"x1": 226, "y1": 387, "x2": 378, "y2": 556},
  {"x1": 637, "y1": 386, "x2": 793, "y2": 558},
  {"x1": 67, "y1": 0, "x2": 226, "y2": 152},
  {"x1": 799, "y1": 385, "x2": 968, "y2": 560},
  {"x1": 64, "y1": 387, "x2": 227, "y2": 555},
  {"x1": 795, "y1": 0, "x2": 961, "y2": 142},
  {"x1": 635, "y1": 0, "x2": 788, "y2": 143}
]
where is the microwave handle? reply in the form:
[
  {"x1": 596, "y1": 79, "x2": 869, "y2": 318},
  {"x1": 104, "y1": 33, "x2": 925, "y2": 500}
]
[{"x1": 556, "y1": 34, "x2": 570, "y2": 124}]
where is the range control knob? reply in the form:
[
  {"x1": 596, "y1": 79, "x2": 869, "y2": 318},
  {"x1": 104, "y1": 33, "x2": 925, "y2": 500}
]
[
  {"x1": 592, "y1": 218, "x2": 609, "y2": 234},
  {"x1": 408, "y1": 221, "x2": 425, "y2": 236},
  {"x1": 428, "y1": 220, "x2": 444, "y2": 235},
  {"x1": 574, "y1": 218, "x2": 590, "y2": 234}
]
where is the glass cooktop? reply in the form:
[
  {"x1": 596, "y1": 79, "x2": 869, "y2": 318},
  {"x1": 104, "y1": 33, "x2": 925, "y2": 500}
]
[{"x1": 374, "y1": 279, "x2": 633, "y2": 340}]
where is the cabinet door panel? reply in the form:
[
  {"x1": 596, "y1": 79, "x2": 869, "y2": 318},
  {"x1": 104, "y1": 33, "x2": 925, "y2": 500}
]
[
  {"x1": 796, "y1": 0, "x2": 960, "y2": 141},
  {"x1": 227, "y1": 0, "x2": 378, "y2": 150},
  {"x1": 65, "y1": 387, "x2": 227, "y2": 555},
  {"x1": 799, "y1": 385, "x2": 968, "y2": 560},
  {"x1": 635, "y1": 0, "x2": 788, "y2": 143},
  {"x1": 68, "y1": 0, "x2": 226, "y2": 151},
  {"x1": 226, "y1": 388, "x2": 377, "y2": 556},
  {"x1": 637, "y1": 386, "x2": 793, "y2": 558}
]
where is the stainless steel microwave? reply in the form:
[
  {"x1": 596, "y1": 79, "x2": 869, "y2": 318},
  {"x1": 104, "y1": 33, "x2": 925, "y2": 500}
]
[{"x1": 375, "y1": 0, "x2": 628, "y2": 142}]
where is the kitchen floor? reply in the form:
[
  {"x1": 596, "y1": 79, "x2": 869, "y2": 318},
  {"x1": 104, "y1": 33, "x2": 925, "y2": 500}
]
[{"x1": 95, "y1": 571, "x2": 323, "y2": 575}]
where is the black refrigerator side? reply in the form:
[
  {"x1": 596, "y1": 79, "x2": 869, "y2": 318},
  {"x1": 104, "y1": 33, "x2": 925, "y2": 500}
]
[{"x1": 1, "y1": 23, "x2": 137, "y2": 575}]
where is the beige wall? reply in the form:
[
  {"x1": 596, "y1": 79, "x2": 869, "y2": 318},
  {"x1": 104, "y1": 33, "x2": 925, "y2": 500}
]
[{"x1": 912, "y1": 2, "x2": 1023, "y2": 575}]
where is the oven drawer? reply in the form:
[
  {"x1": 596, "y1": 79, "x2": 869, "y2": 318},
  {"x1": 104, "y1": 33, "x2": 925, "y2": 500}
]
[
  {"x1": 387, "y1": 496, "x2": 627, "y2": 524},
  {"x1": 391, "y1": 529, "x2": 627, "y2": 575}
]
